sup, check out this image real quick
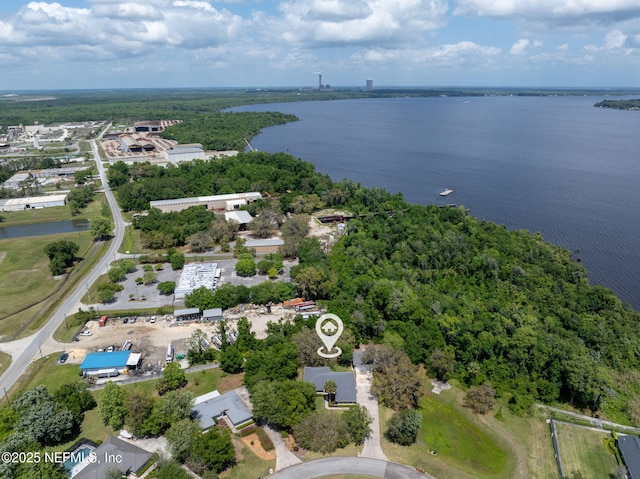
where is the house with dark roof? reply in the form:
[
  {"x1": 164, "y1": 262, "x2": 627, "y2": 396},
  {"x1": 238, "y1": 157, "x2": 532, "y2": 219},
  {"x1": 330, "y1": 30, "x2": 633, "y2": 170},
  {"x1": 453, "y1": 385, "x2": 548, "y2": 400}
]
[
  {"x1": 73, "y1": 436, "x2": 152, "y2": 479},
  {"x1": 303, "y1": 367, "x2": 357, "y2": 404},
  {"x1": 192, "y1": 390, "x2": 253, "y2": 430},
  {"x1": 618, "y1": 434, "x2": 640, "y2": 479}
]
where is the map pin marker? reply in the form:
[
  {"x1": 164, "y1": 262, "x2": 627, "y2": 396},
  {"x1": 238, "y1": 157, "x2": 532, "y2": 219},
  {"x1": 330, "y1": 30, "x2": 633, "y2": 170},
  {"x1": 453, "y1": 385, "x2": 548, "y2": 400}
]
[{"x1": 316, "y1": 313, "x2": 344, "y2": 359}]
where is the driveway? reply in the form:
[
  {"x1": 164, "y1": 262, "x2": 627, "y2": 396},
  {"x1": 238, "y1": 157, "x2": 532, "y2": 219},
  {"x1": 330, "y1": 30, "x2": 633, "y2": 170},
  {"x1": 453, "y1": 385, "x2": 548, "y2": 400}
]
[{"x1": 356, "y1": 365, "x2": 388, "y2": 461}]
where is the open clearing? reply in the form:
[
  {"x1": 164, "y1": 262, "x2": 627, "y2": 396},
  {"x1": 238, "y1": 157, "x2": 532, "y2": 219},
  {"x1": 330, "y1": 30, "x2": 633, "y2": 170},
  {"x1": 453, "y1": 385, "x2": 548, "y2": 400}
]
[{"x1": 555, "y1": 422, "x2": 618, "y2": 479}]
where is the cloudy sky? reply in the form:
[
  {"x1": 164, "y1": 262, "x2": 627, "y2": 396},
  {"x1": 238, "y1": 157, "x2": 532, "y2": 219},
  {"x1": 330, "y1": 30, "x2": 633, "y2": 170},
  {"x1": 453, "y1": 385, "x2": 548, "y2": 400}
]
[{"x1": 1, "y1": 0, "x2": 640, "y2": 90}]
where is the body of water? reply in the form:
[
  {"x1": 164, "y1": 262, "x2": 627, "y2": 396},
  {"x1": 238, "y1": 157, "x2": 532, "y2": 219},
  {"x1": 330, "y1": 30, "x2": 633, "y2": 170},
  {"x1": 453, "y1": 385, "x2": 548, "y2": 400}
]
[
  {"x1": 0, "y1": 219, "x2": 90, "y2": 240},
  {"x1": 232, "y1": 96, "x2": 640, "y2": 310}
]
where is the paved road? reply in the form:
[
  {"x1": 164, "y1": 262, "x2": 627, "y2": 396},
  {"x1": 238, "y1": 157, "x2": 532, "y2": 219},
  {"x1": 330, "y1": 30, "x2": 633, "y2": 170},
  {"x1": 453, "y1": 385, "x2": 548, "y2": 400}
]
[
  {"x1": 0, "y1": 135, "x2": 125, "y2": 394},
  {"x1": 268, "y1": 457, "x2": 436, "y2": 479}
]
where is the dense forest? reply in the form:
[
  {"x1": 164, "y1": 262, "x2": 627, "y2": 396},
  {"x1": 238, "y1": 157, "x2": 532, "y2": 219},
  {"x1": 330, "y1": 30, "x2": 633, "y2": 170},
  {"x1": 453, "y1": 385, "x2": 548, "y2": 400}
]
[
  {"x1": 109, "y1": 152, "x2": 640, "y2": 423},
  {"x1": 594, "y1": 99, "x2": 640, "y2": 110}
]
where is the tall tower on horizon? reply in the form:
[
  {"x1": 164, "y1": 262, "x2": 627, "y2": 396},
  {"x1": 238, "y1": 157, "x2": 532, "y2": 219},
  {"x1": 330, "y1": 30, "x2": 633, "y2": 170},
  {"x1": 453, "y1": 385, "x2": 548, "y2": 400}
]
[{"x1": 366, "y1": 78, "x2": 373, "y2": 91}]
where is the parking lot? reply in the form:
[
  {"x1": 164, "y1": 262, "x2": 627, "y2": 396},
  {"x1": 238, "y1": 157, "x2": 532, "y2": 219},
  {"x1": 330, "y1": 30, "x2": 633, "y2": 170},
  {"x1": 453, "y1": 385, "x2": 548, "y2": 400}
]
[{"x1": 93, "y1": 258, "x2": 296, "y2": 311}]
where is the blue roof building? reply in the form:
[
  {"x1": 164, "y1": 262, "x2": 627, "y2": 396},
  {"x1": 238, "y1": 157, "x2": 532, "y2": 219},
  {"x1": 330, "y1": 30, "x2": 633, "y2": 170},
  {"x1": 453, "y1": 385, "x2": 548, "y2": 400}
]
[{"x1": 80, "y1": 351, "x2": 132, "y2": 377}]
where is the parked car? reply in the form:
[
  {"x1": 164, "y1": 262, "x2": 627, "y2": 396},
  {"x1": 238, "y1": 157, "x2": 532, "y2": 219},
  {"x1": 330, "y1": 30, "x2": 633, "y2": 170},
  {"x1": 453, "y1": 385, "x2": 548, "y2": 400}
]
[
  {"x1": 123, "y1": 317, "x2": 129, "y2": 324},
  {"x1": 130, "y1": 316, "x2": 137, "y2": 324},
  {"x1": 150, "y1": 316, "x2": 156, "y2": 323},
  {"x1": 79, "y1": 331, "x2": 92, "y2": 336},
  {"x1": 107, "y1": 346, "x2": 114, "y2": 352},
  {"x1": 59, "y1": 352, "x2": 68, "y2": 363}
]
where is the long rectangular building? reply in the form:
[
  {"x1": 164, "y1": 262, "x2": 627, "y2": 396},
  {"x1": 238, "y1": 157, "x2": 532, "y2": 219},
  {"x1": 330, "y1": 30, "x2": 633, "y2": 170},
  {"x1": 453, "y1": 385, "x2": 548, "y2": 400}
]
[{"x1": 150, "y1": 192, "x2": 261, "y2": 213}]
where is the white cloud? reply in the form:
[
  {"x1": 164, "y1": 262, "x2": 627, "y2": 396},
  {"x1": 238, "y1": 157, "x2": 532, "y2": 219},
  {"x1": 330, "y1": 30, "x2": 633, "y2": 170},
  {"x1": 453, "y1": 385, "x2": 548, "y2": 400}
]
[
  {"x1": 275, "y1": 0, "x2": 449, "y2": 46},
  {"x1": 510, "y1": 39, "x2": 530, "y2": 55},
  {"x1": 453, "y1": 0, "x2": 640, "y2": 21},
  {"x1": 604, "y1": 29, "x2": 627, "y2": 49}
]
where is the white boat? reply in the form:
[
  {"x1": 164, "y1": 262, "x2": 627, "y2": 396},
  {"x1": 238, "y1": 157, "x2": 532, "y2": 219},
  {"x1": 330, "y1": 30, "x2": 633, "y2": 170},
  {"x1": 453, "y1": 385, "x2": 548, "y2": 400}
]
[{"x1": 440, "y1": 188, "x2": 454, "y2": 197}]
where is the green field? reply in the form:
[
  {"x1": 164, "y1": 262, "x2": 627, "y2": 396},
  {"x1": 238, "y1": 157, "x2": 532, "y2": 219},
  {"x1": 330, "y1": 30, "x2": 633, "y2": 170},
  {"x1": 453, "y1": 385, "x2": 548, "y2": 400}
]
[
  {"x1": 556, "y1": 422, "x2": 618, "y2": 479},
  {"x1": 380, "y1": 387, "x2": 515, "y2": 479},
  {"x1": 0, "y1": 197, "x2": 113, "y2": 339}
]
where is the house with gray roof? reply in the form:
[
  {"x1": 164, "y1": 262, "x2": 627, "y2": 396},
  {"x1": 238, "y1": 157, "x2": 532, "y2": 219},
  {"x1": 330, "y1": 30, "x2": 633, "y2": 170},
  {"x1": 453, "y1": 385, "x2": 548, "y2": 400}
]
[
  {"x1": 192, "y1": 390, "x2": 253, "y2": 430},
  {"x1": 619, "y1": 434, "x2": 640, "y2": 479},
  {"x1": 303, "y1": 367, "x2": 357, "y2": 404},
  {"x1": 73, "y1": 436, "x2": 152, "y2": 479}
]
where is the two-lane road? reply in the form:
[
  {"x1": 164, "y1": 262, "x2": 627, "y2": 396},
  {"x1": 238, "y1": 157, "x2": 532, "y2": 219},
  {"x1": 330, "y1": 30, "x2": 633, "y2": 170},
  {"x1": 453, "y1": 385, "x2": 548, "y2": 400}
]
[{"x1": 0, "y1": 138, "x2": 125, "y2": 395}]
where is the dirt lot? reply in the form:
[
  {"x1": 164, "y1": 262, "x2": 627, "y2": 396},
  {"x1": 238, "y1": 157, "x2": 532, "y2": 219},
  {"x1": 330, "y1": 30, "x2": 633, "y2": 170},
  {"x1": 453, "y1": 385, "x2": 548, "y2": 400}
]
[{"x1": 68, "y1": 303, "x2": 308, "y2": 371}]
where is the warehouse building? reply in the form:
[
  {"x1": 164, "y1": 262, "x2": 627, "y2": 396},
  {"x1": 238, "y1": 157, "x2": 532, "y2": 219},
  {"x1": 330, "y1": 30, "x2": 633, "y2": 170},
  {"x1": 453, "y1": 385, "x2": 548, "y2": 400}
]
[
  {"x1": 174, "y1": 307, "x2": 201, "y2": 322},
  {"x1": 117, "y1": 135, "x2": 143, "y2": 153},
  {"x1": 0, "y1": 194, "x2": 67, "y2": 211},
  {"x1": 79, "y1": 351, "x2": 136, "y2": 377},
  {"x1": 245, "y1": 238, "x2": 284, "y2": 254},
  {"x1": 150, "y1": 192, "x2": 262, "y2": 214},
  {"x1": 175, "y1": 262, "x2": 219, "y2": 300},
  {"x1": 163, "y1": 144, "x2": 206, "y2": 164}
]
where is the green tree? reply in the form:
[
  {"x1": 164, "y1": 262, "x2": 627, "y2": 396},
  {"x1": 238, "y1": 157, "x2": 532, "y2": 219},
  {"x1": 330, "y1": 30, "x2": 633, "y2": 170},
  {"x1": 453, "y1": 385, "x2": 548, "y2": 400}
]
[
  {"x1": 251, "y1": 380, "x2": 317, "y2": 429},
  {"x1": 44, "y1": 240, "x2": 79, "y2": 276},
  {"x1": 98, "y1": 382, "x2": 128, "y2": 430},
  {"x1": 90, "y1": 216, "x2": 112, "y2": 241},
  {"x1": 343, "y1": 405, "x2": 373, "y2": 445},
  {"x1": 190, "y1": 428, "x2": 235, "y2": 474},
  {"x1": 166, "y1": 418, "x2": 201, "y2": 463},
  {"x1": 186, "y1": 328, "x2": 211, "y2": 365},
  {"x1": 324, "y1": 380, "x2": 337, "y2": 405},
  {"x1": 293, "y1": 411, "x2": 348, "y2": 453},
  {"x1": 125, "y1": 391, "x2": 155, "y2": 436},
  {"x1": 157, "y1": 281, "x2": 176, "y2": 295},
  {"x1": 12, "y1": 386, "x2": 75, "y2": 447},
  {"x1": 463, "y1": 384, "x2": 496, "y2": 415},
  {"x1": 52, "y1": 382, "x2": 96, "y2": 425},
  {"x1": 157, "y1": 363, "x2": 187, "y2": 395},
  {"x1": 385, "y1": 409, "x2": 422, "y2": 446},
  {"x1": 220, "y1": 344, "x2": 243, "y2": 374},
  {"x1": 235, "y1": 257, "x2": 256, "y2": 277},
  {"x1": 429, "y1": 347, "x2": 456, "y2": 382},
  {"x1": 185, "y1": 286, "x2": 216, "y2": 310}
]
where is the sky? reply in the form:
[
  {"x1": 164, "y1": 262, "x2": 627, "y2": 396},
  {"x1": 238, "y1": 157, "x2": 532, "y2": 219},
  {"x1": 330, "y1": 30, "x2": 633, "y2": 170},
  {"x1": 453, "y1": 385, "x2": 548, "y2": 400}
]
[{"x1": 1, "y1": 0, "x2": 640, "y2": 90}]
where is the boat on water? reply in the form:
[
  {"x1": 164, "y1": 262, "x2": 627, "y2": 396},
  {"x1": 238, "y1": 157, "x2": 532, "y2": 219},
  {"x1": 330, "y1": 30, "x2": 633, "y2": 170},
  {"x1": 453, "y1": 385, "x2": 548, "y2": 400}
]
[{"x1": 440, "y1": 188, "x2": 454, "y2": 197}]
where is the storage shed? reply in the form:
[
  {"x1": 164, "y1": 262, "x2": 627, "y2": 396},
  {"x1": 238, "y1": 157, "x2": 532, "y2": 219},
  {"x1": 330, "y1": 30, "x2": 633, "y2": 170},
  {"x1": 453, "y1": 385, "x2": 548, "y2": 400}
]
[
  {"x1": 202, "y1": 308, "x2": 223, "y2": 322},
  {"x1": 174, "y1": 307, "x2": 201, "y2": 322}
]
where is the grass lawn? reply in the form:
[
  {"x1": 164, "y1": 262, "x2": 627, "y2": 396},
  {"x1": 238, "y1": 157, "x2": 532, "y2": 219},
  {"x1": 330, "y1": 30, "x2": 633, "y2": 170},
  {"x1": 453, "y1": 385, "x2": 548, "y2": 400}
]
[
  {"x1": 221, "y1": 438, "x2": 275, "y2": 479},
  {"x1": 556, "y1": 422, "x2": 618, "y2": 479},
  {"x1": 381, "y1": 387, "x2": 514, "y2": 479},
  {"x1": 492, "y1": 405, "x2": 558, "y2": 479},
  {"x1": 118, "y1": 225, "x2": 144, "y2": 254},
  {"x1": 0, "y1": 352, "x2": 11, "y2": 378},
  {"x1": 0, "y1": 231, "x2": 95, "y2": 338},
  {"x1": 10, "y1": 353, "x2": 82, "y2": 397}
]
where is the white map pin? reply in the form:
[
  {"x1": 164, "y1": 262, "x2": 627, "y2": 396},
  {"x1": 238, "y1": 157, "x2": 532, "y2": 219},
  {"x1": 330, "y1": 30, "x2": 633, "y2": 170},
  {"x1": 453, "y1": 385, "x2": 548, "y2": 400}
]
[{"x1": 316, "y1": 313, "x2": 344, "y2": 359}]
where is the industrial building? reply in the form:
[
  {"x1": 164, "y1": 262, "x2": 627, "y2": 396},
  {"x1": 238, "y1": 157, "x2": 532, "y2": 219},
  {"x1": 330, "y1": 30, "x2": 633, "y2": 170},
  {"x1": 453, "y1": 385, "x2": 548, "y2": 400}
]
[
  {"x1": 203, "y1": 308, "x2": 223, "y2": 322},
  {"x1": 0, "y1": 194, "x2": 67, "y2": 211},
  {"x1": 163, "y1": 144, "x2": 206, "y2": 164},
  {"x1": 149, "y1": 192, "x2": 262, "y2": 214},
  {"x1": 173, "y1": 307, "x2": 201, "y2": 322},
  {"x1": 175, "y1": 262, "x2": 219, "y2": 300},
  {"x1": 79, "y1": 351, "x2": 140, "y2": 377},
  {"x1": 224, "y1": 210, "x2": 253, "y2": 228},
  {"x1": 245, "y1": 238, "x2": 284, "y2": 254}
]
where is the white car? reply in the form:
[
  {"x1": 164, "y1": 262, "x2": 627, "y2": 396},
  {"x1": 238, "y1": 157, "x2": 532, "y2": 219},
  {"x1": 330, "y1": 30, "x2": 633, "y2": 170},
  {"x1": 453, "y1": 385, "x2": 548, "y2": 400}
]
[
  {"x1": 150, "y1": 316, "x2": 156, "y2": 323},
  {"x1": 79, "y1": 331, "x2": 93, "y2": 336}
]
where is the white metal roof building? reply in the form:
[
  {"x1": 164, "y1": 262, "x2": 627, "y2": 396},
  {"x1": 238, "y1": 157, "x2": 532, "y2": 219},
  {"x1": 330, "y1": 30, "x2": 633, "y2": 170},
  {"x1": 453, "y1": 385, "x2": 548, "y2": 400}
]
[
  {"x1": 150, "y1": 192, "x2": 262, "y2": 213},
  {"x1": 224, "y1": 210, "x2": 253, "y2": 225},
  {"x1": 163, "y1": 144, "x2": 206, "y2": 164},
  {"x1": 0, "y1": 194, "x2": 67, "y2": 211},
  {"x1": 175, "y1": 262, "x2": 219, "y2": 300}
]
